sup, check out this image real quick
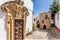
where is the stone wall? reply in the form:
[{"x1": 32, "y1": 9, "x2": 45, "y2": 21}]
[{"x1": 39, "y1": 12, "x2": 51, "y2": 29}]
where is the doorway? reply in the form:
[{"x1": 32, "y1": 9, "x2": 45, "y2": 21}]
[
  {"x1": 43, "y1": 25, "x2": 46, "y2": 29},
  {"x1": 14, "y1": 19, "x2": 23, "y2": 40}
]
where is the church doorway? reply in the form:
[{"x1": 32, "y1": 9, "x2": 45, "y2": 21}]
[{"x1": 43, "y1": 25, "x2": 46, "y2": 29}]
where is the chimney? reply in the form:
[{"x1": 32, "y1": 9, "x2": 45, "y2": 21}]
[{"x1": 15, "y1": 0, "x2": 21, "y2": 4}]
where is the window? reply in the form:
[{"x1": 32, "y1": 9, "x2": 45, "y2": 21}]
[
  {"x1": 42, "y1": 20, "x2": 44, "y2": 24},
  {"x1": 45, "y1": 15, "x2": 49, "y2": 19}
]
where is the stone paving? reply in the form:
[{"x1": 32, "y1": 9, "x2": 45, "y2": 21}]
[{"x1": 25, "y1": 27, "x2": 60, "y2": 40}]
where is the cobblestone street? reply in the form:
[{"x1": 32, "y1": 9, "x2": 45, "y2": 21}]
[{"x1": 25, "y1": 27, "x2": 60, "y2": 40}]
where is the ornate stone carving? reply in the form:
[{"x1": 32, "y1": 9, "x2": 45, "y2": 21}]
[
  {"x1": 1, "y1": 1, "x2": 29, "y2": 18},
  {"x1": 1, "y1": 0, "x2": 29, "y2": 40}
]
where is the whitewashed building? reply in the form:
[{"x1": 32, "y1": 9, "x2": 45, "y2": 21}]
[
  {"x1": 55, "y1": 11, "x2": 60, "y2": 31},
  {"x1": 23, "y1": 0, "x2": 33, "y2": 34},
  {"x1": 0, "y1": 0, "x2": 33, "y2": 40}
]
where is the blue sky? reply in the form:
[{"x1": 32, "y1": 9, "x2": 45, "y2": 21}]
[{"x1": 34, "y1": 0, "x2": 53, "y2": 18}]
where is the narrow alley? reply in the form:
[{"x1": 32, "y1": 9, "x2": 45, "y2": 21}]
[{"x1": 26, "y1": 27, "x2": 60, "y2": 40}]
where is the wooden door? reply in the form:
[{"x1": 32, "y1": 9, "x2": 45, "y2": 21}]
[{"x1": 14, "y1": 19, "x2": 23, "y2": 40}]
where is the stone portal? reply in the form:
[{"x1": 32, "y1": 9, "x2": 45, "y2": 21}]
[{"x1": 1, "y1": 0, "x2": 29, "y2": 40}]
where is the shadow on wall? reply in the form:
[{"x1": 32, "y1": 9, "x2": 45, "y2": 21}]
[
  {"x1": 0, "y1": 7, "x2": 6, "y2": 30},
  {"x1": 0, "y1": 7, "x2": 7, "y2": 40}
]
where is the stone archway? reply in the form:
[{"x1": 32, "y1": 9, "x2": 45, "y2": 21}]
[
  {"x1": 43, "y1": 25, "x2": 46, "y2": 29},
  {"x1": 1, "y1": 1, "x2": 29, "y2": 40}
]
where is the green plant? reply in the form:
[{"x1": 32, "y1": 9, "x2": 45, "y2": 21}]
[{"x1": 50, "y1": 0, "x2": 60, "y2": 14}]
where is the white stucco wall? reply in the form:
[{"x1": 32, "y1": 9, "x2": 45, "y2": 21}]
[
  {"x1": 0, "y1": 0, "x2": 15, "y2": 6},
  {"x1": 55, "y1": 11, "x2": 60, "y2": 29},
  {"x1": 0, "y1": 8, "x2": 7, "y2": 40},
  {"x1": 23, "y1": 0, "x2": 33, "y2": 33}
]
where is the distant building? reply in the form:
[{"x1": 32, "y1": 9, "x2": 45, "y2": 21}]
[{"x1": 39, "y1": 12, "x2": 51, "y2": 29}]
